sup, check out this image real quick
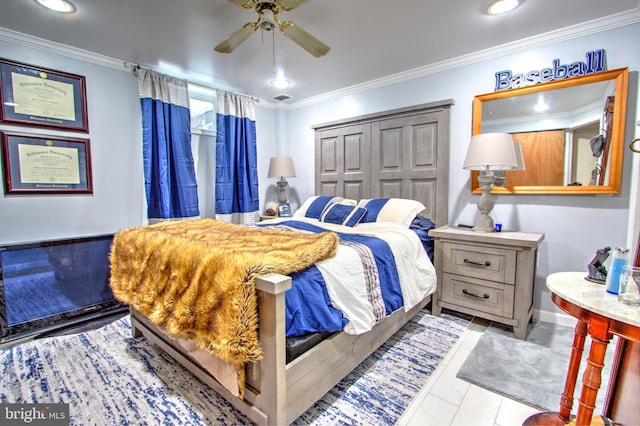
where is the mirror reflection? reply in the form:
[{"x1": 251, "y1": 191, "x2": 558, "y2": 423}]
[{"x1": 472, "y1": 68, "x2": 628, "y2": 194}]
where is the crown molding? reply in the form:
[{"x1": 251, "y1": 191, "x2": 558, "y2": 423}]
[
  {"x1": 0, "y1": 26, "x2": 279, "y2": 107},
  {"x1": 287, "y1": 7, "x2": 640, "y2": 110},
  {"x1": 1, "y1": 6, "x2": 638, "y2": 111},
  {"x1": 0, "y1": 26, "x2": 126, "y2": 71}
]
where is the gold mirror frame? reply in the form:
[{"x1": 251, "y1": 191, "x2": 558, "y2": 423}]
[{"x1": 472, "y1": 67, "x2": 629, "y2": 194}]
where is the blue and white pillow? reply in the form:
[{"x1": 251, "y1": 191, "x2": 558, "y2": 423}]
[
  {"x1": 320, "y1": 203, "x2": 367, "y2": 227},
  {"x1": 294, "y1": 196, "x2": 356, "y2": 219},
  {"x1": 356, "y1": 198, "x2": 426, "y2": 228}
]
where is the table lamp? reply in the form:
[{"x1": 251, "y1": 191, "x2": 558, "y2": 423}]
[
  {"x1": 463, "y1": 133, "x2": 518, "y2": 232},
  {"x1": 493, "y1": 141, "x2": 526, "y2": 187},
  {"x1": 268, "y1": 156, "x2": 296, "y2": 216}
]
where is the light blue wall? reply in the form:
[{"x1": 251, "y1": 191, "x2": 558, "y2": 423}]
[
  {"x1": 0, "y1": 39, "x2": 144, "y2": 244},
  {"x1": 283, "y1": 24, "x2": 640, "y2": 314},
  {"x1": 0, "y1": 23, "x2": 638, "y2": 316},
  {"x1": 0, "y1": 37, "x2": 279, "y2": 244}
]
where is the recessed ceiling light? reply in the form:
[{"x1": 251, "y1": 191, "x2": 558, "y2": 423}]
[
  {"x1": 485, "y1": 0, "x2": 523, "y2": 15},
  {"x1": 34, "y1": 0, "x2": 76, "y2": 14},
  {"x1": 271, "y1": 78, "x2": 291, "y2": 89},
  {"x1": 534, "y1": 96, "x2": 549, "y2": 113}
]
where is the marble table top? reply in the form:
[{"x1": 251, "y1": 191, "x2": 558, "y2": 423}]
[{"x1": 546, "y1": 271, "x2": 640, "y2": 328}]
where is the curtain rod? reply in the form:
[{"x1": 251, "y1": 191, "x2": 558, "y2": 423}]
[{"x1": 124, "y1": 62, "x2": 260, "y2": 103}]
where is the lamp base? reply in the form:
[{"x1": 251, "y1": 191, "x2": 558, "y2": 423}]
[
  {"x1": 473, "y1": 172, "x2": 496, "y2": 233},
  {"x1": 473, "y1": 214, "x2": 496, "y2": 233},
  {"x1": 276, "y1": 178, "x2": 289, "y2": 204}
]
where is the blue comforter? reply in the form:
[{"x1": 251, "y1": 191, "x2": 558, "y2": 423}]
[{"x1": 259, "y1": 220, "x2": 403, "y2": 338}]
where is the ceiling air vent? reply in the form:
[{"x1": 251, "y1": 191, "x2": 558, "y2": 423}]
[{"x1": 273, "y1": 94, "x2": 292, "y2": 101}]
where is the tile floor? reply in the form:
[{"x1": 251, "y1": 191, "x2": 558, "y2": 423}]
[{"x1": 397, "y1": 318, "x2": 542, "y2": 426}]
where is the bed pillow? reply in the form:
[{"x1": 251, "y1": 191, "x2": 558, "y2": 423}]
[
  {"x1": 319, "y1": 203, "x2": 367, "y2": 227},
  {"x1": 356, "y1": 198, "x2": 426, "y2": 227},
  {"x1": 409, "y1": 215, "x2": 437, "y2": 261},
  {"x1": 294, "y1": 196, "x2": 356, "y2": 219}
]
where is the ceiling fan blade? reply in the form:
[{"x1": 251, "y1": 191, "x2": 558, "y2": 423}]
[
  {"x1": 278, "y1": 0, "x2": 311, "y2": 11},
  {"x1": 280, "y1": 21, "x2": 330, "y2": 57},
  {"x1": 227, "y1": 0, "x2": 255, "y2": 9},
  {"x1": 214, "y1": 23, "x2": 258, "y2": 54}
]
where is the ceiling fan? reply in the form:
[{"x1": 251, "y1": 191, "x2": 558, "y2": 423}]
[{"x1": 214, "y1": 0, "x2": 330, "y2": 58}]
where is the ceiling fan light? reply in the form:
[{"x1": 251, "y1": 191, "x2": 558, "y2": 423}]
[
  {"x1": 271, "y1": 78, "x2": 291, "y2": 89},
  {"x1": 34, "y1": 0, "x2": 76, "y2": 13},
  {"x1": 485, "y1": 0, "x2": 522, "y2": 15}
]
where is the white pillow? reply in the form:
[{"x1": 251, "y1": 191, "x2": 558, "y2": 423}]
[{"x1": 356, "y1": 198, "x2": 426, "y2": 227}]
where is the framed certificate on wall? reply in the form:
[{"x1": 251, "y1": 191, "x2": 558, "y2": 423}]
[
  {"x1": 1, "y1": 131, "x2": 93, "y2": 194},
  {"x1": 0, "y1": 58, "x2": 89, "y2": 132}
]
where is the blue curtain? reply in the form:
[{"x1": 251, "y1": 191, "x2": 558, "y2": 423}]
[
  {"x1": 215, "y1": 90, "x2": 259, "y2": 224},
  {"x1": 138, "y1": 69, "x2": 199, "y2": 219}
]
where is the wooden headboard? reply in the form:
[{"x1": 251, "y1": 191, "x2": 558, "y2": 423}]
[{"x1": 312, "y1": 100, "x2": 453, "y2": 227}]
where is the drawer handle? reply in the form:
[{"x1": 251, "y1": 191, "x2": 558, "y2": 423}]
[
  {"x1": 463, "y1": 258, "x2": 491, "y2": 267},
  {"x1": 463, "y1": 289, "x2": 490, "y2": 299}
]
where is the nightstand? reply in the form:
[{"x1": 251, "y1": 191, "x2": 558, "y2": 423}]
[{"x1": 428, "y1": 225, "x2": 544, "y2": 339}]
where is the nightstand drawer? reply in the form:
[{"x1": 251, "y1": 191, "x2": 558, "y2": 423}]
[
  {"x1": 443, "y1": 242, "x2": 516, "y2": 284},
  {"x1": 441, "y1": 274, "x2": 515, "y2": 318}
]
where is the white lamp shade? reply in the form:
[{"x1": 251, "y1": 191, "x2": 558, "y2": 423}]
[
  {"x1": 268, "y1": 156, "x2": 297, "y2": 178},
  {"x1": 463, "y1": 132, "x2": 518, "y2": 171},
  {"x1": 512, "y1": 141, "x2": 526, "y2": 170}
]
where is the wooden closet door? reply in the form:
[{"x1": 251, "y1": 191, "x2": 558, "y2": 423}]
[
  {"x1": 371, "y1": 110, "x2": 447, "y2": 224},
  {"x1": 509, "y1": 130, "x2": 565, "y2": 186},
  {"x1": 315, "y1": 123, "x2": 371, "y2": 201}
]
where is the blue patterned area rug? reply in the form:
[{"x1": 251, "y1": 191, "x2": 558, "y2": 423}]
[{"x1": 0, "y1": 309, "x2": 467, "y2": 425}]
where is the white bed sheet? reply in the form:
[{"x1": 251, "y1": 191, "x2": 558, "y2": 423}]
[{"x1": 260, "y1": 217, "x2": 437, "y2": 335}]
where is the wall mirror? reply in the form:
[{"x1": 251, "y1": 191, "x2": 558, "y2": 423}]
[{"x1": 472, "y1": 67, "x2": 629, "y2": 194}]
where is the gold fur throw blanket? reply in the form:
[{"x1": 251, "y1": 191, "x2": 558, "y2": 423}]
[{"x1": 109, "y1": 218, "x2": 338, "y2": 395}]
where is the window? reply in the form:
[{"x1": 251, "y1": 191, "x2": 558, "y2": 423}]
[{"x1": 189, "y1": 85, "x2": 216, "y2": 133}]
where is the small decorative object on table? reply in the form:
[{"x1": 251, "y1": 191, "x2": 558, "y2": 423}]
[
  {"x1": 278, "y1": 203, "x2": 292, "y2": 217},
  {"x1": 618, "y1": 266, "x2": 640, "y2": 306},
  {"x1": 605, "y1": 247, "x2": 629, "y2": 294},
  {"x1": 585, "y1": 246, "x2": 611, "y2": 284}
]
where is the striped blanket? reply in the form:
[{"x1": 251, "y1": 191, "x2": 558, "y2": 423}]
[{"x1": 259, "y1": 219, "x2": 437, "y2": 337}]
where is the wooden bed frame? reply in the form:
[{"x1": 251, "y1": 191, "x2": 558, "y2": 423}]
[
  {"x1": 129, "y1": 100, "x2": 452, "y2": 425},
  {"x1": 131, "y1": 273, "x2": 431, "y2": 425}
]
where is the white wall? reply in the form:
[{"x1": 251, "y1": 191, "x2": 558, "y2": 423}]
[
  {"x1": 0, "y1": 36, "x2": 279, "y2": 242},
  {"x1": 0, "y1": 39, "x2": 144, "y2": 244},
  {"x1": 282, "y1": 24, "x2": 640, "y2": 313},
  {"x1": 0, "y1": 23, "x2": 638, "y2": 316},
  {"x1": 256, "y1": 105, "x2": 280, "y2": 212}
]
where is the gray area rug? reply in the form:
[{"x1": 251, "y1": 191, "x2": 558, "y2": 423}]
[
  {"x1": 457, "y1": 321, "x2": 613, "y2": 412},
  {"x1": 0, "y1": 309, "x2": 467, "y2": 425}
]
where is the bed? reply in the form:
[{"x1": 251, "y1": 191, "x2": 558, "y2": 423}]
[{"x1": 111, "y1": 101, "x2": 452, "y2": 425}]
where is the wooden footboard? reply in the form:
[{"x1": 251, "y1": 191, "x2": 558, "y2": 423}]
[{"x1": 130, "y1": 273, "x2": 431, "y2": 425}]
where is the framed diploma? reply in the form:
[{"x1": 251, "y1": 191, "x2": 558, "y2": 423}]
[
  {"x1": 1, "y1": 131, "x2": 93, "y2": 194},
  {"x1": 0, "y1": 58, "x2": 89, "y2": 132}
]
